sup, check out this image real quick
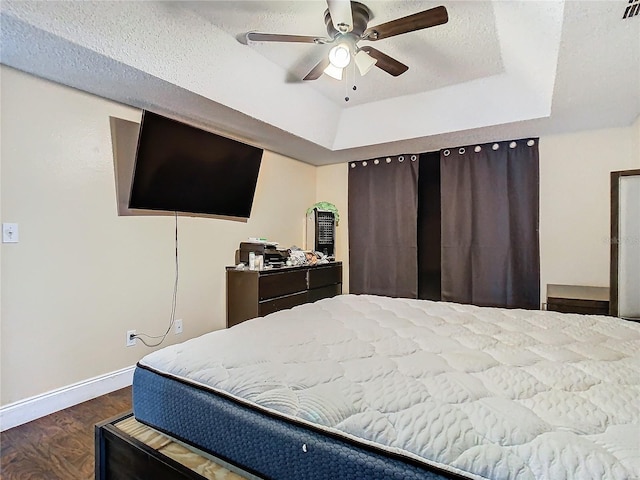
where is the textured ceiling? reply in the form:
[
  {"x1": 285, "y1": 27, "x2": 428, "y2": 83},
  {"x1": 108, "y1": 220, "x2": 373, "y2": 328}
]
[
  {"x1": 197, "y1": 1, "x2": 505, "y2": 107},
  {"x1": 1, "y1": 1, "x2": 638, "y2": 165}
]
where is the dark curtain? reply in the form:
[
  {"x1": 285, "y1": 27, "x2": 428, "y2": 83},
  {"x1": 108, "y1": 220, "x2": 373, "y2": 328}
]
[
  {"x1": 348, "y1": 155, "x2": 419, "y2": 298},
  {"x1": 440, "y1": 140, "x2": 540, "y2": 309},
  {"x1": 417, "y1": 152, "x2": 442, "y2": 301}
]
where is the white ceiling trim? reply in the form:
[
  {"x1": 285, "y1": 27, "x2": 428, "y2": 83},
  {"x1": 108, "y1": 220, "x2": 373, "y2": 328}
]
[{"x1": 333, "y1": 1, "x2": 564, "y2": 150}]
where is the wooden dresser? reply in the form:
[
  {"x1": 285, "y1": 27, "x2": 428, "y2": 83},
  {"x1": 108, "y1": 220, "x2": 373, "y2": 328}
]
[
  {"x1": 226, "y1": 262, "x2": 342, "y2": 327},
  {"x1": 546, "y1": 284, "x2": 610, "y2": 315}
]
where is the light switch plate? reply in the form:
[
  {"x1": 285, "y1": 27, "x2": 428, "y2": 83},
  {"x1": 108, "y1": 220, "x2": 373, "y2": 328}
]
[{"x1": 2, "y1": 223, "x2": 19, "y2": 243}]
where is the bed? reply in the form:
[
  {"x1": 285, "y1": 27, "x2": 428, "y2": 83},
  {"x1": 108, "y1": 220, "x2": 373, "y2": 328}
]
[{"x1": 131, "y1": 294, "x2": 640, "y2": 479}]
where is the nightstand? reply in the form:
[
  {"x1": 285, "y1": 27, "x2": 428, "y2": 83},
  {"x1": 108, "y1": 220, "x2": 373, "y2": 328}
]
[{"x1": 546, "y1": 284, "x2": 610, "y2": 315}]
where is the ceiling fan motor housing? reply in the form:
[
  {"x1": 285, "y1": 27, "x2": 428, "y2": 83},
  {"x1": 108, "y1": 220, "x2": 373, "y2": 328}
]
[{"x1": 324, "y1": 2, "x2": 371, "y2": 38}]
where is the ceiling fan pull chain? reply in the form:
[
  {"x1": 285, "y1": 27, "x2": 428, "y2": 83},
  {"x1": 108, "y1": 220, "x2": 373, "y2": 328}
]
[
  {"x1": 345, "y1": 61, "x2": 359, "y2": 102},
  {"x1": 345, "y1": 62, "x2": 350, "y2": 102}
]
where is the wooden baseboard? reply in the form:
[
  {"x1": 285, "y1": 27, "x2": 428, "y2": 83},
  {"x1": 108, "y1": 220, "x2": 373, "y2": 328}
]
[{"x1": 0, "y1": 365, "x2": 135, "y2": 431}]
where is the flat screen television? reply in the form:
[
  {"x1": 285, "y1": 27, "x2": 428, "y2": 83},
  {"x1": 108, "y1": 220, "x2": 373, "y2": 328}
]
[{"x1": 129, "y1": 111, "x2": 263, "y2": 219}]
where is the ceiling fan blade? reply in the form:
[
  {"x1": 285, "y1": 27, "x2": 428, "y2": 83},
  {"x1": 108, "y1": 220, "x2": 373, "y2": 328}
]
[
  {"x1": 246, "y1": 32, "x2": 329, "y2": 44},
  {"x1": 360, "y1": 47, "x2": 408, "y2": 76},
  {"x1": 303, "y1": 57, "x2": 331, "y2": 81},
  {"x1": 363, "y1": 5, "x2": 448, "y2": 41},
  {"x1": 327, "y1": 0, "x2": 353, "y2": 32}
]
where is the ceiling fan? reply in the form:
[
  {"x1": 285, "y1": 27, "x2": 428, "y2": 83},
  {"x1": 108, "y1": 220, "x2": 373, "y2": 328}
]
[{"x1": 243, "y1": 0, "x2": 448, "y2": 81}]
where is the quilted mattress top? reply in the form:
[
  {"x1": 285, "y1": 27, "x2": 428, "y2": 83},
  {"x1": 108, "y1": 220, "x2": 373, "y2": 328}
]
[{"x1": 139, "y1": 295, "x2": 640, "y2": 479}]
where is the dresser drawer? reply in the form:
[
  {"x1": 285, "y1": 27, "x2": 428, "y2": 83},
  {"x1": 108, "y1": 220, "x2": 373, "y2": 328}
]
[
  {"x1": 308, "y1": 264, "x2": 342, "y2": 289},
  {"x1": 259, "y1": 292, "x2": 307, "y2": 316},
  {"x1": 258, "y1": 270, "x2": 307, "y2": 300},
  {"x1": 308, "y1": 284, "x2": 341, "y2": 303}
]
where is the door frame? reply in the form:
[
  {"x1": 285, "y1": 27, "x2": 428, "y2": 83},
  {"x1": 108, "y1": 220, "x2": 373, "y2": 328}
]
[{"x1": 610, "y1": 169, "x2": 640, "y2": 317}]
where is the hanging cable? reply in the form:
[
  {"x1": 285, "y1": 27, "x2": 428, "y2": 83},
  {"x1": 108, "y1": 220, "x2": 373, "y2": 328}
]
[{"x1": 134, "y1": 212, "x2": 179, "y2": 347}]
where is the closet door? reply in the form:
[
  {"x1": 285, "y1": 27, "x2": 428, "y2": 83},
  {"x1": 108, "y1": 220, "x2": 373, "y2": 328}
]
[{"x1": 611, "y1": 169, "x2": 640, "y2": 320}]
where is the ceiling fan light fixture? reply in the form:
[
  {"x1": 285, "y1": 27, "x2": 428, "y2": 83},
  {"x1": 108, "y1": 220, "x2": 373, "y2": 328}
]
[
  {"x1": 323, "y1": 63, "x2": 344, "y2": 80},
  {"x1": 328, "y1": 43, "x2": 351, "y2": 68},
  {"x1": 355, "y1": 50, "x2": 377, "y2": 76}
]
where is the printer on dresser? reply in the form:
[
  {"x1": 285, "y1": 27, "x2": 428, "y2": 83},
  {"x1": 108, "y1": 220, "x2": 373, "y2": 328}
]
[
  {"x1": 236, "y1": 241, "x2": 290, "y2": 267},
  {"x1": 226, "y1": 262, "x2": 342, "y2": 328}
]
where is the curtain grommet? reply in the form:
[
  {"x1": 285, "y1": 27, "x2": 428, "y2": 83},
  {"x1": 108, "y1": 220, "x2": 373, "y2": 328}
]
[
  {"x1": 350, "y1": 163, "x2": 356, "y2": 168},
  {"x1": 362, "y1": 161, "x2": 368, "y2": 166},
  {"x1": 411, "y1": 155, "x2": 417, "y2": 161},
  {"x1": 443, "y1": 149, "x2": 450, "y2": 156},
  {"x1": 474, "y1": 146, "x2": 481, "y2": 153},
  {"x1": 374, "y1": 159, "x2": 379, "y2": 165},
  {"x1": 509, "y1": 141, "x2": 517, "y2": 149},
  {"x1": 398, "y1": 155, "x2": 404, "y2": 162},
  {"x1": 492, "y1": 143, "x2": 499, "y2": 150},
  {"x1": 527, "y1": 139, "x2": 535, "y2": 147},
  {"x1": 385, "y1": 157, "x2": 392, "y2": 164},
  {"x1": 459, "y1": 148, "x2": 465, "y2": 155}
]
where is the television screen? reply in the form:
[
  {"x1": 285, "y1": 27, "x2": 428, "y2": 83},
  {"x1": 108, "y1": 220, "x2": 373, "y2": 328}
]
[{"x1": 129, "y1": 111, "x2": 263, "y2": 219}]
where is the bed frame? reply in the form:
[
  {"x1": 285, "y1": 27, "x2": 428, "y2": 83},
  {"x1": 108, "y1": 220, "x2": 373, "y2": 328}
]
[
  {"x1": 95, "y1": 409, "x2": 463, "y2": 480},
  {"x1": 95, "y1": 412, "x2": 257, "y2": 480}
]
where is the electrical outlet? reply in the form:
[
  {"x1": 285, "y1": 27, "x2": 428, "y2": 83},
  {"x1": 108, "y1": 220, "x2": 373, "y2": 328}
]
[
  {"x1": 126, "y1": 330, "x2": 137, "y2": 347},
  {"x1": 174, "y1": 319, "x2": 183, "y2": 335}
]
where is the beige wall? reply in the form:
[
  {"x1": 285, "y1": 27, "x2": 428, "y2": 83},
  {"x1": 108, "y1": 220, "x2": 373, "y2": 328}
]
[
  {"x1": 635, "y1": 115, "x2": 640, "y2": 164},
  {"x1": 0, "y1": 66, "x2": 316, "y2": 405},
  {"x1": 539, "y1": 125, "x2": 640, "y2": 297},
  {"x1": 2, "y1": 64, "x2": 639, "y2": 407}
]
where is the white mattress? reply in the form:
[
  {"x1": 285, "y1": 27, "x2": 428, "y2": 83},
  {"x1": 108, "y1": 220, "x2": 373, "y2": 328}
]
[{"x1": 139, "y1": 295, "x2": 640, "y2": 479}]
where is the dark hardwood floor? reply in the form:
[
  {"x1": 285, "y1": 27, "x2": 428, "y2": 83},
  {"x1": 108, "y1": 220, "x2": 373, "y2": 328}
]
[{"x1": 1, "y1": 387, "x2": 132, "y2": 480}]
